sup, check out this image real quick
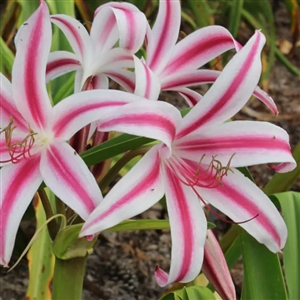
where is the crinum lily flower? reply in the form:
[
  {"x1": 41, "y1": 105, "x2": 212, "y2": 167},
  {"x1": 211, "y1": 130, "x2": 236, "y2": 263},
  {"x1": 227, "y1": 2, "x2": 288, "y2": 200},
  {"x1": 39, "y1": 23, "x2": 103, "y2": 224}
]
[
  {"x1": 0, "y1": 1, "x2": 180, "y2": 266},
  {"x1": 80, "y1": 31, "x2": 296, "y2": 286},
  {"x1": 46, "y1": 2, "x2": 147, "y2": 92},
  {"x1": 132, "y1": 0, "x2": 277, "y2": 114}
]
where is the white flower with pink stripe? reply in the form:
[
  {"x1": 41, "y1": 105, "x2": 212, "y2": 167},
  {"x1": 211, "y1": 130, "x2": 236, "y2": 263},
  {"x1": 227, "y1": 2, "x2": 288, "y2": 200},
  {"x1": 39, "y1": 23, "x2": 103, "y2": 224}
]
[
  {"x1": 80, "y1": 31, "x2": 296, "y2": 286},
  {"x1": 0, "y1": 1, "x2": 180, "y2": 267}
]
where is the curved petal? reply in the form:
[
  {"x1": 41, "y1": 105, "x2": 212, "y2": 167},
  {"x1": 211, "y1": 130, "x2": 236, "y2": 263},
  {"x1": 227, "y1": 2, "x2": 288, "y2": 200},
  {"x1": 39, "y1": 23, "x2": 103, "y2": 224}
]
[
  {"x1": 177, "y1": 31, "x2": 266, "y2": 138},
  {"x1": 46, "y1": 51, "x2": 81, "y2": 82},
  {"x1": 146, "y1": 0, "x2": 181, "y2": 74},
  {"x1": 175, "y1": 121, "x2": 296, "y2": 171},
  {"x1": 196, "y1": 168, "x2": 287, "y2": 252},
  {"x1": 162, "y1": 70, "x2": 278, "y2": 114},
  {"x1": 202, "y1": 230, "x2": 236, "y2": 300},
  {"x1": 161, "y1": 69, "x2": 220, "y2": 90},
  {"x1": 40, "y1": 141, "x2": 103, "y2": 220},
  {"x1": 91, "y1": 48, "x2": 134, "y2": 74},
  {"x1": 51, "y1": 90, "x2": 144, "y2": 140},
  {"x1": 51, "y1": 14, "x2": 92, "y2": 66},
  {"x1": 105, "y1": 69, "x2": 135, "y2": 92},
  {"x1": 155, "y1": 163, "x2": 206, "y2": 286},
  {"x1": 80, "y1": 146, "x2": 164, "y2": 236},
  {"x1": 0, "y1": 73, "x2": 27, "y2": 131},
  {"x1": 171, "y1": 87, "x2": 202, "y2": 107},
  {"x1": 12, "y1": 1, "x2": 52, "y2": 130},
  {"x1": 134, "y1": 56, "x2": 161, "y2": 100},
  {"x1": 96, "y1": 2, "x2": 146, "y2": 53},
  {"x1": 82, "y1": 74, "x2": 109, "y2": 90},
  {"x1": 161, "y1": 26, "x2": 237, "y2": 77},
  {"x1": 0, "y1": 156, "x2": 42, "y2": 266},
  {"x1": 97, "y1": 100, "x2": 181, "y2": 150},
  {"x1": 93, "y1": 2, "x2": 147, "y2": 54}
]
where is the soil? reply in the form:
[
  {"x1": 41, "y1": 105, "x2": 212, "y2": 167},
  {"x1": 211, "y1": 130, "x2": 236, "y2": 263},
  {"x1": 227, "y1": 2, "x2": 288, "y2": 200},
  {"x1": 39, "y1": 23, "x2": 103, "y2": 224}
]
[{"x1": 1, "y1": 2, "x2": 299, "y2": 300}]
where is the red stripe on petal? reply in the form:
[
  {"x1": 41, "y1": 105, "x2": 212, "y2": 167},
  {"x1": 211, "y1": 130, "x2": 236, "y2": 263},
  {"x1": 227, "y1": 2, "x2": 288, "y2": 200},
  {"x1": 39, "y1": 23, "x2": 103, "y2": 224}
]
[
  {"x1": 218, "y1": 180, "x2": 281, "y2": 246},
  {"x1": 148, "y1": 0, "x2": 172, "y2": 71},
  {"x1": 164, "y1": 166, "x2": 194, "y2": 281},
  {"x1": 178, "y1": 33, "x2": 262, "y2": 137},
  {"x1": 53, "y1": 101, "x2": 126, "y2": 137},
  {"x1": 164, "y1": 36, "x2": 233, "y2": 76},
  {"x1": 0, "y1": 156, "x2": 41, "y2": 265},
  {"x1": 46, "y1": 58, "x2": 81, "y2": 76},
  {"x1": 51, "y1": 16, "x2": 85, "y2": 57},
  {"x1": 84, "y1": 151, "x2": 161, "y2": 229},
  {"x1": 23, "y1": 10, "x2": 49, "y2": 128},
  {"x1": 178, "y1": 136, "x2": 291, "y2": 153},
  {"x1": 46, "y1": 144, "x2": 95, "y2": 213},
  {"x1": 99, "y1": 114, "x2": 176, "y2": 138}
]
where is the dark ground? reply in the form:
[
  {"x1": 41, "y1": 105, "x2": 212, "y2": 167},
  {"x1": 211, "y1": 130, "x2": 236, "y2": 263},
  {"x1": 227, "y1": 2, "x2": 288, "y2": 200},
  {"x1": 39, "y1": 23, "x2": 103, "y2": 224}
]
[{"x1": 1, "y1": 2, "x2": 299, "y2": 300}]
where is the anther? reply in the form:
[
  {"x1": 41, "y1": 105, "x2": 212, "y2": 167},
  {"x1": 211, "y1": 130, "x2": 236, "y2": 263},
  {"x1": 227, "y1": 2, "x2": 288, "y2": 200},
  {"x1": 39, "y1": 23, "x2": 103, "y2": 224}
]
[{"x1": 0, "y1": 117, "x2": 36, "y2": 164}]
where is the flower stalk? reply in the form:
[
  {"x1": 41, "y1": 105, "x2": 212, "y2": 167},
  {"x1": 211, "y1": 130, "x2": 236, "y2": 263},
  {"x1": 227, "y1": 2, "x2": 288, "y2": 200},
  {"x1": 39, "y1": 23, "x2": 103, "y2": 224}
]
[{"x1": 52, "y1": 256, "x2": 87, "y2": 300}]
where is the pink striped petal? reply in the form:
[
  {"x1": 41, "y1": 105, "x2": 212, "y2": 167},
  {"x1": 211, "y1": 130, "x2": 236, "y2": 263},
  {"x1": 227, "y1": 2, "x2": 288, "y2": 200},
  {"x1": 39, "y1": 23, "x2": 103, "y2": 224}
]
[
  {"x1": 46, "y1": 51, "x2": 81, "y2": 82},
  {"x1": 196, "y1": 168, "x2": 287, "y2": 252},
  {"x1": 12, "y1": 1, "x2": 52, "y2": 130},
  {"x1": 51, "y1": 90, "x2": 140, "y2": 140},
  {"x1": 177, "y1": 31, "x2": 266, "y2": 138},
  {"x1": 171, "y1": 87, "x2": 202, "y2": 107},
  {"x1": 0, "y1": 156, "x2": 42, "y2": 266},
  {"x1": 161, "y1": 69, "x2": 220, "y2": 90},
  {"x1": 134, "y1": 56, "x2": 161, "y2": 100},
  {"x1": 162, "y1": 70, "x2": 278, "y2": 114},
  {"x1": 0, "y1": 73, "x2": 27, "y2": 131},
  {"x1": 40, "y1": 141, "x2": 103, "y2": 220},
  {"x1": 105, "y1": 69, "x2": 135, "y2": 92},
  {"x1": 161, "y1": 26, "x2": 238, "y2": 78},
  {"x1": 155, "y1": 163, "x2": 206, "y2": 286},
  {"x1": 93, "y1": 2, "x2": 147, "y2": 54},
  {"x1": 175, "y1": 121, "x2": 296, "y2": 170},
  {"x1": 146, "y1": 0, "x2": 181, "y2": 74},
  {"x1": 97, "y1": 101, "x2": 181, "y2": 150},
  {"x1": 82, "y1": 74, "x2": 109, "y2": 90},
  {"x1": 202, "y1": 230, "x2": 236, "y2": 300},
  {"x1": 51, "y1": 14, "x2": 92, "y2": 66},
  {"x1": 269, "y1": 162, "x2": 296, "y2": 173},
  {"x1": 80, "y1": 146, "x2": 164, "y2": 236},
  {"x1": 80, "y1": 48, "x2": 134, "y2": 91},
  {"x1": 93, "y1": 48, "x2": 134, "y2": 73}
]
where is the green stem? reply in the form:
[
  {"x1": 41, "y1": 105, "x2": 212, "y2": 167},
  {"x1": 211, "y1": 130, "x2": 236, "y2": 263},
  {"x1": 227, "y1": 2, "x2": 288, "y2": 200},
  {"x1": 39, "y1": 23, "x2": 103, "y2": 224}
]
[
  {"x1": 38, "y1": 189, "x2": 58, "y2": 240},
  {"x1": 52, "y1": 256, "x2": 87, "y2": 300}
]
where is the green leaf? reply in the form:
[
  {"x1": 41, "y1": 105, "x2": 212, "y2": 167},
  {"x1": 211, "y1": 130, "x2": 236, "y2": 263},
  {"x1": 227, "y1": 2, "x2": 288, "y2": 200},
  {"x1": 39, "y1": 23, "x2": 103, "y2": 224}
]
[
  {"x1": 0, "y1": 37, "x2": 14, "y2": 75},
  {"x1": 274, "y1": 192, "x2": 300, "y2": 300},
  {"x1": 187, "y1": 0, "x2": 213, "y2": 27},
  {"x1": 240, "y1": 228, "x2": 287, "y2": 300},
  {"x1": 228, "y1": 0, "x2": 244, "y2": 37},
  {"x1": 106, "y1": 219, "x2": 215, "y2": 232},
  {"x1": 264, "y1": 142, "x2": 300, "y2": 195},
  {"x1": 53, "y1": 225, "x2": 96, "y2": 260},
  {"x1": 26, "y1": 195, "x2": 55, "y2": 299},
  {"x1": 81, "y1": 134, "x2": 153, "y2": 166}
]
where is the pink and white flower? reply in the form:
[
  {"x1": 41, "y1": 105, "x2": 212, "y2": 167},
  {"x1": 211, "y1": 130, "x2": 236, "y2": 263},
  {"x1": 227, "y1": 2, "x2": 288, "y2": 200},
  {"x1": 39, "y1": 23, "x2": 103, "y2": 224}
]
[
  {"x1": 47, "y1": 2, "x2": 147, "y2": 92},
  {"x1": 80, "y1": 31, "x2": 296, "y2": 286},
  {"x1": 0, "y1": 1, "x2": 180, "y2": 266},
  {"x1": 132, "y1": 0, "x2": 277, "y2": 114}
]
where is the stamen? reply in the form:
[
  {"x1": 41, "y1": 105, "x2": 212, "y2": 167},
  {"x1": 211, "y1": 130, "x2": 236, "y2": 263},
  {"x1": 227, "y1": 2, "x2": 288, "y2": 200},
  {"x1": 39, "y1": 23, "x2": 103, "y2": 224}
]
[
  {"x1": 0, "y1": 117, "x2": 36, "y2": 164},
  {"x1": 167, "y1": 154, "x2": 258, "y2": 224}
]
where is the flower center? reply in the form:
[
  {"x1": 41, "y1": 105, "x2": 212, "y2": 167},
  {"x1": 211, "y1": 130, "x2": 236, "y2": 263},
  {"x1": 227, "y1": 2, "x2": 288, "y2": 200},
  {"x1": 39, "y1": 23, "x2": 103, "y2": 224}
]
[{"x1": 165, "y1": 153, "x2": 258, "y2": 224}]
